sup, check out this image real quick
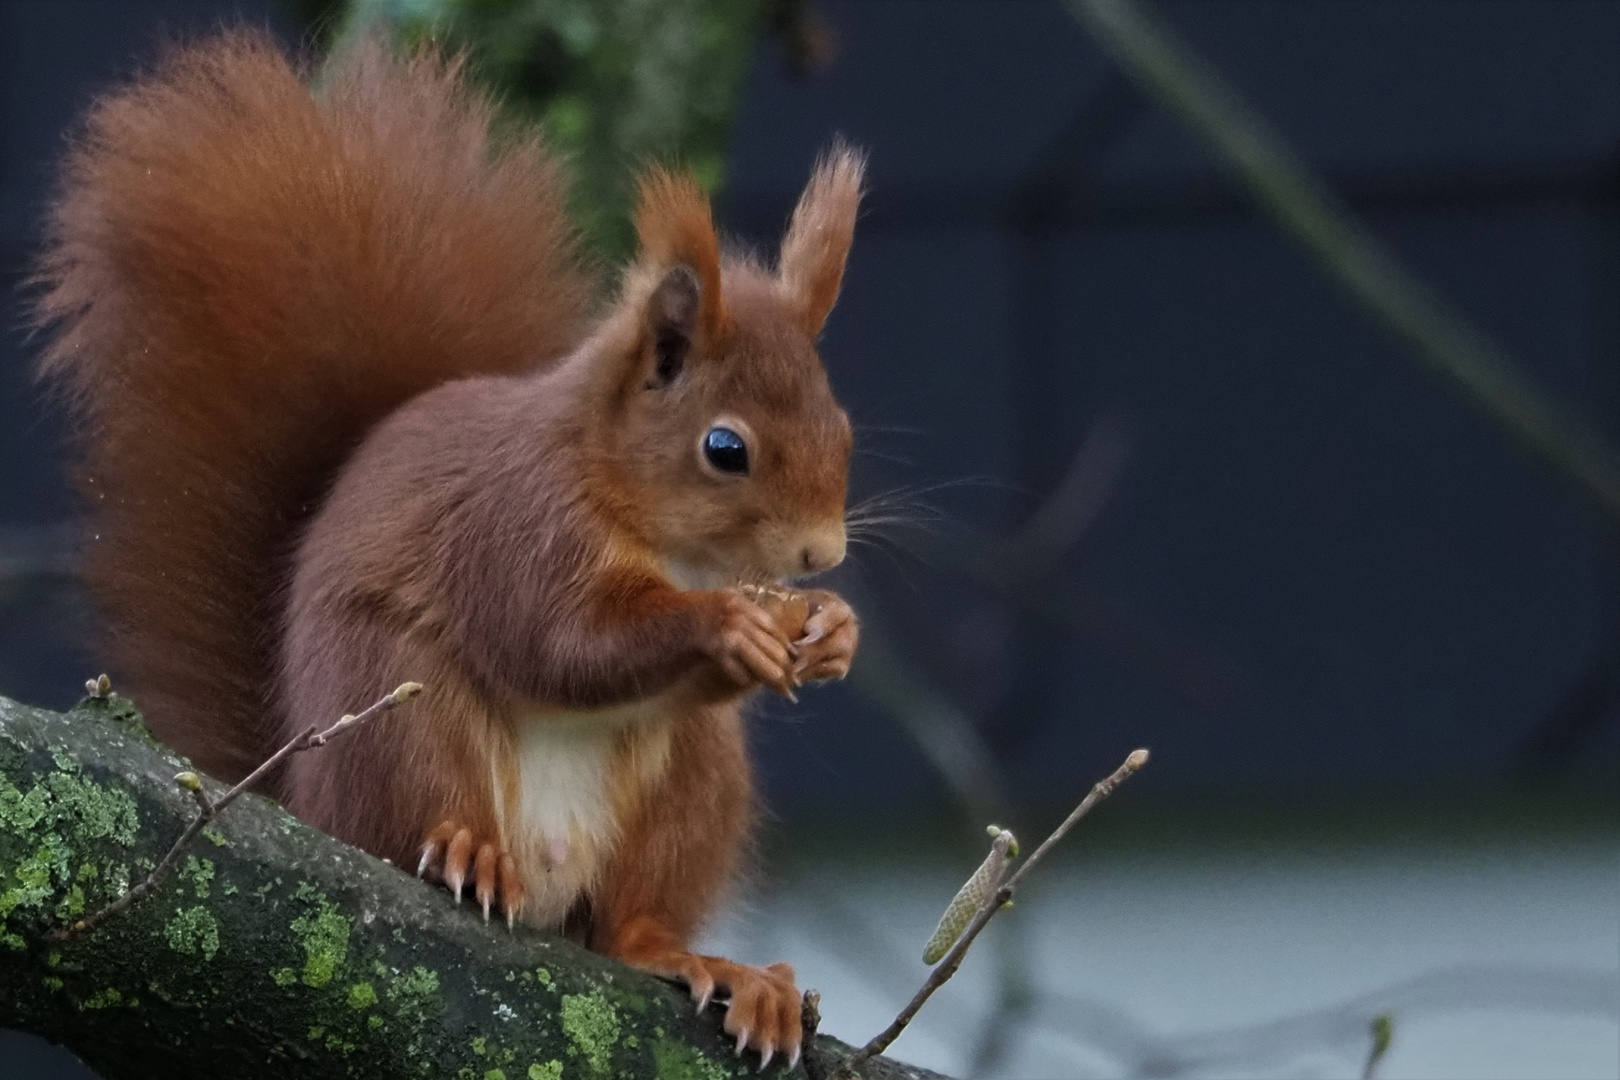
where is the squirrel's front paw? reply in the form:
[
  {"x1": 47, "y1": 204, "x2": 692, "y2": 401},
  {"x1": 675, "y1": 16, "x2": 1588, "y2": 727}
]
[
  {"x1": 701, "y1": 589, "x2": 799, "y2": 700},
  {"x1": 417, "y1": 819, "x2": 524, "y2": 928},
  {"x1": 792, "y1": 590, "x2": 858, "y2": 683}
]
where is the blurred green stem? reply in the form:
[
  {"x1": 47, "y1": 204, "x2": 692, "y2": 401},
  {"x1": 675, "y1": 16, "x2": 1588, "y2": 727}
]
[
  {"x1": 1067, "y1": 0, "x2": 1620, "y2": 526},
  {"x1": 1363, "y1": 1013, "x2": 1395, "y2": 1079}
]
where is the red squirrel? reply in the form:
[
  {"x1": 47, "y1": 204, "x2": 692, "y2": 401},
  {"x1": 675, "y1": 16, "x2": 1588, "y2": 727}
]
[{"x1": 33, "y1": 31, "x2": 863, "y2": 1067}]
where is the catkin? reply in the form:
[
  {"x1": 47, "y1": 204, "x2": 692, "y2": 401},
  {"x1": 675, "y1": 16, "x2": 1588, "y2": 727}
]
[{"x1": 921, "y1": 828, "x2": 1016, "y2": 964}]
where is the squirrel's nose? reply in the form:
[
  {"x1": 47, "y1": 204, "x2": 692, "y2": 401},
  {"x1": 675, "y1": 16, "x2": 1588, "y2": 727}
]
[{"x1": 799, "y1": 528, "x2": 846, "y2": 574}]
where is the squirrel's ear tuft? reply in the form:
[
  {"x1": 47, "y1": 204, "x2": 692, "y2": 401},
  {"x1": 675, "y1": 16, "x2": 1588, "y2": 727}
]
[
  {"x1": 634, "y1": 168, "x2": 727, "y2": 342},
  {"x1": 778, "y1": 141, "x2": 865, "y2": 336}
]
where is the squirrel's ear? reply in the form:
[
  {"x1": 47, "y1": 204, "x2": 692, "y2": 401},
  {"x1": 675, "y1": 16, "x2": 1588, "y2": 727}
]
[
  {"x1": 633, "y1": 168, "x2": 727, "y2": 344},
  {"x1": 643, "y1": 266, "x2": 700, "y2": 389},
  {"x1": 778, "y1": 142, "x2": 865, "y2": 336}
]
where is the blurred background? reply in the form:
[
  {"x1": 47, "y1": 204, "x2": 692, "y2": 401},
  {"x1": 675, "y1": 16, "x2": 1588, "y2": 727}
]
[{"x1": 1, "y1": 1, "x2": 1616, "y2": 1077}]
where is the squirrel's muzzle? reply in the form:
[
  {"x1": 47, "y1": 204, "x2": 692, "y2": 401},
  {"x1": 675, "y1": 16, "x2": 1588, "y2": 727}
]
[{"x1": 797, "y1": 526, "x2": 846, "y2": 575}]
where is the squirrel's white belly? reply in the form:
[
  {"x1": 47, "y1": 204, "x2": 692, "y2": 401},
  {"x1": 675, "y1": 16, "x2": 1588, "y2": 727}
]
[{"x1": 504, "y1": 695, "x2": 675, "y2": 928}]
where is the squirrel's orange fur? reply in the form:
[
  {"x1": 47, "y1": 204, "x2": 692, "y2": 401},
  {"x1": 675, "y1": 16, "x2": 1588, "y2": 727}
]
[{"x1": 34, "y1": 31, "x2": 864, "y2": 1066}]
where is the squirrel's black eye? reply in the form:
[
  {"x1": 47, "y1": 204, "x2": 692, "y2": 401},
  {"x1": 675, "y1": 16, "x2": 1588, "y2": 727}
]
[{"x1": 703, "y1": 426, "x2": 749, "y2": 476}]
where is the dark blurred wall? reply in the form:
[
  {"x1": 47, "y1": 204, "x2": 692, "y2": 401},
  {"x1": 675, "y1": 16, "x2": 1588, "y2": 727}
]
[
  {"x1": 1, "y1": 0, "x2": 1617, "y2": 815},
  {"x1": 720, "y1": 0, "x2": 1620, "y2": 808}
]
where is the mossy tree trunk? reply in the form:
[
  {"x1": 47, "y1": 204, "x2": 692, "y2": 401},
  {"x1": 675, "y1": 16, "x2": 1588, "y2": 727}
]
[{"x1": 0, "y1": 694, "x2": 948, "y2": 1080}]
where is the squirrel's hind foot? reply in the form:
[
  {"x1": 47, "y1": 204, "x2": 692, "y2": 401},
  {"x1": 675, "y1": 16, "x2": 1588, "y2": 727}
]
[
  {"x1": 687, "y1": 957, "x2": 801, "y2": 1071},
  {"x1": 417, "y1": 819, "x2": 525, "y2": 928},
  {"x1": 608, "y1": 917, "x2": 802, "y2": 1070}
]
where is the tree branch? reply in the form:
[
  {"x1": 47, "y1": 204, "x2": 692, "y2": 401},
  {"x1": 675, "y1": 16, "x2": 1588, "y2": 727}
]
[
  {"x1": 0, "y1": 693, "x2": 951, "y2": 1080},
  {"x1": 54, "y1": 682, "x2": 421, "y2": 942}
]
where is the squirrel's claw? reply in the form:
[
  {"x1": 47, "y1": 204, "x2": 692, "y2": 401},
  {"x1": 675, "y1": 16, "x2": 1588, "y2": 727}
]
[
  {"x1": 790, "y1": 590, "x2": 858, "y2": 684},
  {"x1": 416, "y1": 820, "x2": 524, "y2": 928},
  {"x1": 475, "y1": 842, "x2": 500, "y2": 922}
]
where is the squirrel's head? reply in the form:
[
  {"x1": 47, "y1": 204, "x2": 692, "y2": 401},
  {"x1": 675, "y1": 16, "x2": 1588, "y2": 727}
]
[{"x1": 589, "y1": 145, "x2": 864, "y2": 586}]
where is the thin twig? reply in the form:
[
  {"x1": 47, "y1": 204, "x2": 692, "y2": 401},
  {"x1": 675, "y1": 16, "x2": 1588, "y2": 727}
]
[
  {"x1": 54, "y1": 681, "x2": 422, "y2": 941},
  {"x1": 1003, "y1": 747, "x2": 1148, "y2": 894},
  {"x1": 1065, "y1": 0, "x2": 1620, "y2": 525},
  {"x1": 837, "y1": 747, "x2": 1150, "y2": 1078}
]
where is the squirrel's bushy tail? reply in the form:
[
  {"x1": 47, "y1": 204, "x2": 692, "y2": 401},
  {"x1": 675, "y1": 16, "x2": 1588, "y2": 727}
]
[{"x1": 33, "y1": 31, "x2": 590, "y2": 780}]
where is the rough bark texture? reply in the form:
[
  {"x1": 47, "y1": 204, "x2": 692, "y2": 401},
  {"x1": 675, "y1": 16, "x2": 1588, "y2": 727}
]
[{"x1": 0, "y1": 693, "x2": 948, "y2": 1080}]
